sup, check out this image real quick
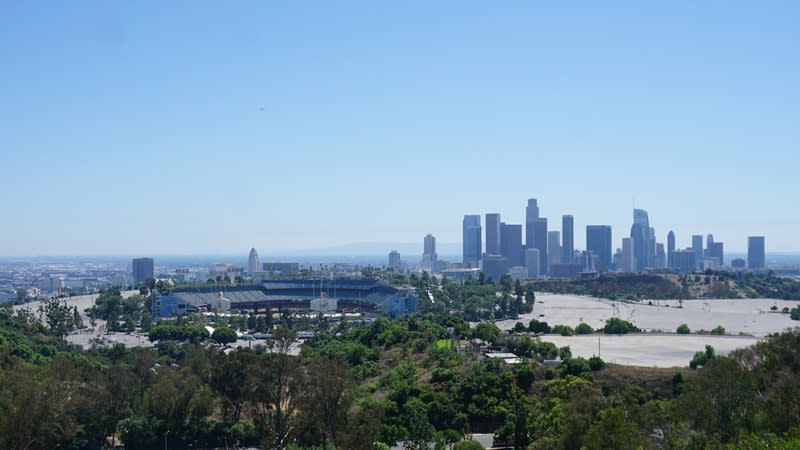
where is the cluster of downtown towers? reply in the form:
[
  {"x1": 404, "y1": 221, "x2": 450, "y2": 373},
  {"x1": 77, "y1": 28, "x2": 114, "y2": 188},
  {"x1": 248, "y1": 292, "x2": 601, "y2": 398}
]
[{"x1": 458, "y1": 198, "x2": 766, "y2": 281}]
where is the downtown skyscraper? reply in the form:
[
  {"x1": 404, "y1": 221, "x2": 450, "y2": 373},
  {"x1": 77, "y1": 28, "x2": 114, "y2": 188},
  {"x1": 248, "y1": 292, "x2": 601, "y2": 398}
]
[
  {"x1": 462, "y1": 215, "x2": 482, "y2": 268},
  {"x1": 586, "y1": 225, "x2": 612, "y2": 271},
  {"x1": 630, "y1": 209, "x2": 651, "y2": 272},
  {"x1": 748, "y1": 236, "x2": 766, "y2": 269},
  {"x1": 525, "y1": 198, "x2": 548, "y2": 275},
  {"x1": 485, "y1": 213, "x2": 501, "y2": 256},
  {"x1": 561, "y1": 214, "x2": 574, "y2": 264}
]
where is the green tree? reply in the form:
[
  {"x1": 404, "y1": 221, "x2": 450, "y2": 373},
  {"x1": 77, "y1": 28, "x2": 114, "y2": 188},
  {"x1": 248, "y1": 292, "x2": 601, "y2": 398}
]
[
  {"x1": 403, "y1": 397, "x2": 434, "y2": 450},
  {"x1": 212, "y1": 326, "x2": 238, "y2": 345},
  {"x1": 603, "y1": 317, "x2": 639, "y2": 334},
  {"x1": 690, "y1": 345, "x2": 717, "y2": 369},
  {"x1": 452, "y1": 440, "x2": 484, "y2": 450},
  {"x1": 575, "y1": 322, "x2": 594, "y2": 334},
  {"x1": 584, "y1": 407, "x2": 642, "y2": 450},
  {"x1": 37, "y1": 297, "x2": 75, "y2": 338},
  {"x1": 255, "y1": 327, "x2": 300, "y2": 449},
  {"x1": 15, "y1": 288, "x2": 28, "y2": 301},
  {"x1": 677, "y1": 323, "x2": 691, "y2": 334}
]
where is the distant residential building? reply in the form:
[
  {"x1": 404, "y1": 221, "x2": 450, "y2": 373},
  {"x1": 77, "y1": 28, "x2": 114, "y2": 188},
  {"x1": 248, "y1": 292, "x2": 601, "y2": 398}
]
[
  {"x1": 485, "y1": 213, "x2": 501, "y2": 256},
  {"x1": 692, "y1": 235, "x2": 704, "y2": 269},
  {"x1": 748, "y1": 236, "x2": 766, "y2": 270},
  {"x1": 422, "y1": 234, "x2": 438, "y2": 272},
  {"x1": 209, "y1": 264, "x2": 244, "y2": 282},
  {"x1": 562, "y1": 215, "x2": 574, "y2": 264},
  {"x1": 586, "y1": 225, "x2": 612, "y2": 271},
  {"x1": 482, "y1": 254, "x2": 508, "y2": 282},
  {"x1": 508, "y1": 266, "x2": 528, "y2": 281},
  {"x1": 525, "y1": 249, "x2": 541, "y2": 278},
  {"x1": 248, "y1": 248, "x2": 260, "y2": 274},
  {"x1": 261, "y1": 262, "x2": 300, "y2": 276},
  {"x1": 548, "y1": 231, "x2": 561, "y2": 270},
  {"x1": 621, "y1": 238, "x2": 635, "y2": 272},
  {"x1": 441, "y1": 268, "x2": 481, "y2": 284},
  {"x1": 500, "y1": 223, "x2": 524, "y2": 267},
  {"x1": 672, "y1": 250, "x2": 697, "y2": 274},
  {"x1": 388, "y1": 250, "x2": 401, "y2": 271},
  {"x1": 132, "y1": 257, "x2": 154, "y2": 284},
  {"x1": 462, "y1": 215, "x2": 482, "y2": 268}
]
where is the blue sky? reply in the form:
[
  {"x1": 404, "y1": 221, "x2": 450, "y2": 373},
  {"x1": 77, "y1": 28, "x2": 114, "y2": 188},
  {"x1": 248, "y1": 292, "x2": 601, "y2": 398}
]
[{"x1": 1, "y1": 1, "x2": 798, "y2": 256}]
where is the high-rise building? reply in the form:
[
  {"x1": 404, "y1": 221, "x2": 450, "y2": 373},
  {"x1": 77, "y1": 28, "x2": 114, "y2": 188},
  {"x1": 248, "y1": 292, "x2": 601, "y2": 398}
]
[
  {"x1": 586, "y1": 225, "x2": 612, "y2": 271},
  {"x1": 654, "y1": 243, "x2": 666, "y2": 269},
  {"x1": 525, "y1": 198, "x2": 539, "y2": 250},
  {"x1": 706, "y1": 234, "x2": 715, "y2": 257},
  {"x1": 673, "y1": 250, "x2": 697, "y2": 274},
  {"x1": 388, "y1": 250, "x2": 401, "y2": 271},
  {"x1": 501, "y1": 223, "x2": 524, "y2": 267},
  {"x1": 709, "y1": 242, "x2": 724, "y2": 266},
  {"x1": 482, "y1": 254, "x2": 508, "y2": 281},
  {"x1": 132, "y1": 257, "x2": 154, "y2": 284},
  {"x1": 692, "y1": 235, "x2": 704, "y2": 269},
  {"x1": 548, "y1": 231, "x2": 561, "y2": 269},
  {"x1": 462, "y1": 215, "x2": 482, "y2": 268},
  {"x1": 748, "y1": 236, "x2": 766, "y2": 270},
  {"x1": 485, "y1": 213, "x2": 501, "y2": 256},
  {"x1": 630, "y1": 209, "x2": 651, "y2": 272},
  {"x1": 532, "y1": 218, "x2": 548, "y2": 275},
  {"x1": 562, "y1": 215, "x2": 574, "y2": 264},
  {"x1": 422, "y1": 234, "x2": 438, "y2": 271},
  {"x1": 248, "y1": 248, "x2": 260, "y2": 274},
  {"x1": 667, "y1": 231, "x2": 676, "y2": 268},
  {"x1": 621, "y1": 238, "x2": 635, "y2": 272},
  {"x1": 525, "y1": 248, "x2": 541, "y2": 278}
]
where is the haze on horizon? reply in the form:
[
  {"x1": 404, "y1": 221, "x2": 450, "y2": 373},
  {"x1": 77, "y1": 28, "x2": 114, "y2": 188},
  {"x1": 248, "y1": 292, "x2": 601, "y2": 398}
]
[{"x1": 2, "y1": 2, "x2": 798, "y2": 257}]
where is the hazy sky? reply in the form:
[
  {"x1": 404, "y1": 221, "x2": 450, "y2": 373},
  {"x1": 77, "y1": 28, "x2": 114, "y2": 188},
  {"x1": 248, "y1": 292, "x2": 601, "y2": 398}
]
[{"x1": 2, "y1": 1, "x2": 798, "y2": 256}]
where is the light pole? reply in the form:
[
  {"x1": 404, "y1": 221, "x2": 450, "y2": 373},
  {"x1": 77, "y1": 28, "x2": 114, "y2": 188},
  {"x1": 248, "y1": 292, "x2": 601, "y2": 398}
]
[{"x1": 164, "y1": 430, "x2": 170, "y2": 450}]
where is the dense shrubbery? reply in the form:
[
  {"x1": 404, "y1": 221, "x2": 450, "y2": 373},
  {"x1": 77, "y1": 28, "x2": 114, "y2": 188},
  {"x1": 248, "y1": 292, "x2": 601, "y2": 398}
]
[
  {"x1": 533, "y1": 271, "x2": 800, "y2": 301},
  {"x1": 533, "y1": 273, "x2": 684, "y2": 300}
]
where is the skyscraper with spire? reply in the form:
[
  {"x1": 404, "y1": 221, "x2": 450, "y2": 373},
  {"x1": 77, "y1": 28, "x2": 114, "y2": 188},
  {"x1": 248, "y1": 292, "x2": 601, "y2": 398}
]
[{"x1": 630, "y1": 209, "x2": 650, "y2": 272}]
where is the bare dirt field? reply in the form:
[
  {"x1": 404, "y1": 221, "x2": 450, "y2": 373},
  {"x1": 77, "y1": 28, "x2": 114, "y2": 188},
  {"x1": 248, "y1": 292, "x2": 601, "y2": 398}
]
[{"x1": 495, "y1": 293, "x2": 799, "y2": 367}]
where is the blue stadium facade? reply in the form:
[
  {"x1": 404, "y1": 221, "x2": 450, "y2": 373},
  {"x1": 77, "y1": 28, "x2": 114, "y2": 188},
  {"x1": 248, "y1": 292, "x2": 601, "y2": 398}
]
[{"x1": 157, "y1": 279, "x2": 418, "y2": 318}]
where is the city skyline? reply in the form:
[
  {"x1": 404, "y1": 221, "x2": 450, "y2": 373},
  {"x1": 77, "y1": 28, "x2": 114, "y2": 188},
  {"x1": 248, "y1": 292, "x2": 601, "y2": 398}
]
[{"x1": 2, "y1": 2, "x2": 799, "y2": 256}]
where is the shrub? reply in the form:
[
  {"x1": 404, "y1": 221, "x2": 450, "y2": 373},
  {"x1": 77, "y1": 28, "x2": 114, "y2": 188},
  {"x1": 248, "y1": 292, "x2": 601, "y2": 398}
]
[
  {"x1": 575, "y1": 323, "x2": 594, "y2": 335},
  {"x1": 552, "y1": 324, "x2": 574, "y2": 336},
  {"x1": 676, "y1": 324, "x2": 690, "y2": 334},
  {"x1": 528, "y1": 319, "x2": 551, "y2": 334},
  {"x1": 710, "y1": 325, "x2": 726, "y2": 335},
  {"x1": 588, "y1": 356, "x2": 606, "y2": 371},
  {"x1": 603, "y1": 317, "x2": 640, "y2": 334}
]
